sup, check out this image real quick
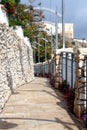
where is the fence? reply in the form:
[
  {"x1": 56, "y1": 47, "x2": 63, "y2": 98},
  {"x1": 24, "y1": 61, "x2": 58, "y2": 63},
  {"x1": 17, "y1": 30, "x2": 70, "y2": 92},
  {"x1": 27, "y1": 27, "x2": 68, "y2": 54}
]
[
  {"x1": 34, "y1": 52, "x2": 76, "y2": 88},
  {"x1": 34, "y1": 50, "x2": 87, "y2": 120},
  {"x1": 61, "y1": 52, "x2": 75, "y2": 88},
  {"x1": 34, "y1": 59, "x2": 55, "y2": 77}
]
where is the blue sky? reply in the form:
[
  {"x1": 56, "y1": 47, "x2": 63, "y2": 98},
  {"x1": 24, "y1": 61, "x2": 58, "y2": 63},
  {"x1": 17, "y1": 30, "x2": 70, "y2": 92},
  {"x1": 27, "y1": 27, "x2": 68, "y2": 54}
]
[{"x1": 21, "y1": 0, "x2": 87, "y2": 39}]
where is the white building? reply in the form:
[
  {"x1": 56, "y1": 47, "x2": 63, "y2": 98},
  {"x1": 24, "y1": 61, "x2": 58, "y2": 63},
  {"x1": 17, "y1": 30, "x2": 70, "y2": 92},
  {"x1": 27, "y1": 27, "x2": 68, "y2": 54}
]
[{"x1": 41, "y1": 21, "x2": 74, "y2": 39}]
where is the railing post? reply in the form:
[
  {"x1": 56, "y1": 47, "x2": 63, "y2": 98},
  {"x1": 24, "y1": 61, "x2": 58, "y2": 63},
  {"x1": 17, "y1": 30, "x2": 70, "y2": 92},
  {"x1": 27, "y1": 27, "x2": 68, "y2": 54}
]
[
  {"x1": 55, "y1": 54, "x2": 61, "y2": 89},
  {"x1": 61, "y1": 52, "x2": 63, "y2": 79},
  {"x1": 42, "y1": 62, "x2": 44, "y2": 77},
  {"x1": 65, "y1": 52, "x2": 68, "y2": 82},
  {"x1": 74, "y1": 48, "x2": 87, "y2": 117},
  {"x1": 71, "y1": 53, "x2": 74, "y2": 88}
]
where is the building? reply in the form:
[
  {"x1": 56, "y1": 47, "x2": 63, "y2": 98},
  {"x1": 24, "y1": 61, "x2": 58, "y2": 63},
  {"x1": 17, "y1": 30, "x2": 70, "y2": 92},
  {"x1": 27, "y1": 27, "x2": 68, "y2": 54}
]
[
  {"x1": 41, "y1": 21, "x2": 74, "y2": 39},
  {"x1": 74, "y1": 38, "x2": 87, "y2": 47}
]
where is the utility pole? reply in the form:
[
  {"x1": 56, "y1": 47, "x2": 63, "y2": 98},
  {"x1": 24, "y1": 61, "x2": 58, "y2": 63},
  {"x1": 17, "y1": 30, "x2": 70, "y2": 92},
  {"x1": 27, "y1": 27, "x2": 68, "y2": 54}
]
[
  {"x1": 62, "y1": 0, "x2": 65, "y2": 48},
  {"x1": 51, "y1": 27, "x2": 53, "y2": 58},
  {"x1": 55, "y1": 7, "x2": 58, "y2": 53}
]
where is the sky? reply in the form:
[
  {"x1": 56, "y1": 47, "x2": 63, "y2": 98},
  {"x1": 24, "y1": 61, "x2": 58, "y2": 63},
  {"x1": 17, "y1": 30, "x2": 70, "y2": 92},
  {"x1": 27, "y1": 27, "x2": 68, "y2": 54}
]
[{"x1": 21, "y1": 0, "x2": 87, "y2": 39}]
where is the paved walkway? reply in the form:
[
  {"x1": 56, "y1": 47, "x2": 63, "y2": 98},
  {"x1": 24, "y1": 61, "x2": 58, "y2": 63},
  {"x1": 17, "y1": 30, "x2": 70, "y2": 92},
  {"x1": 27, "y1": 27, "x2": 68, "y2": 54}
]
[{"x1": 0, "y1": 77, "x2": 85, "y2": 130}]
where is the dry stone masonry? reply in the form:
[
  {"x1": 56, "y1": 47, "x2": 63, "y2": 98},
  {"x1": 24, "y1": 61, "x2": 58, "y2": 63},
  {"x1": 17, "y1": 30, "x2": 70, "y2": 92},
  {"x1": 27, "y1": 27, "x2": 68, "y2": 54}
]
[
  {"x1": 0, "y1": 24, "x2": 34, "y2": 112},
  {"x1": 74, "y1": 47, "x2": 87, "y2": 117}
]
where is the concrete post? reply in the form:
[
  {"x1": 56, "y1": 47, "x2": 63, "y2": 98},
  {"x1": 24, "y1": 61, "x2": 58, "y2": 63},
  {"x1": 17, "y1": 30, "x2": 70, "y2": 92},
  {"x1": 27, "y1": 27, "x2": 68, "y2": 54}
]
[
  {"x1": 55, "y1": 54, "x2": 62, "y2": 89},
  {"x1": 74, "y1": 47, "x2": 87, "y2": 117}
]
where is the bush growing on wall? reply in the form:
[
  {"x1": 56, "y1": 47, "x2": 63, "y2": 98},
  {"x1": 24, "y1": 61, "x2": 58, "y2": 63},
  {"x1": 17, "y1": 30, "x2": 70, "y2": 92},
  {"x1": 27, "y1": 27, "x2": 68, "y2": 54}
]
[{"x1": 1, "y1": 0, "x2": 16, "y2": 15}]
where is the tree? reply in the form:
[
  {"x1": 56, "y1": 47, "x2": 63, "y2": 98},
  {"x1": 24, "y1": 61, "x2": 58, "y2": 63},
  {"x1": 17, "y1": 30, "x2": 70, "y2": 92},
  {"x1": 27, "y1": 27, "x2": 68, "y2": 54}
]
[
  {"x1": 0, "y1": 1, "x2": 51, "y2": 62},
  {"x1": 1, "y1": 0, "x2": 15, "y2": 15},
  {"x1": 1, "y1": 0, "x2": 20, "y2": 4},
  {"x1": 0, "y1": 0, "x2": 20, "y2": 17},
  {"x1": 14, "y1": 4, "x2": 33, "y2": 25},
  {"x1": 15, "y1": 0, "x2": 20, "y2": 4}
]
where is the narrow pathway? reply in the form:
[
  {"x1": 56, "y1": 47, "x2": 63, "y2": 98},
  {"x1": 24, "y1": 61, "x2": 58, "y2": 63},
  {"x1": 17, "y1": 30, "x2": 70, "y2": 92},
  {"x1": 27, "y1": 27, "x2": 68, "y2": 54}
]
[{"x1": 0, "y1": 77, "x2": 85, "y2": 130}]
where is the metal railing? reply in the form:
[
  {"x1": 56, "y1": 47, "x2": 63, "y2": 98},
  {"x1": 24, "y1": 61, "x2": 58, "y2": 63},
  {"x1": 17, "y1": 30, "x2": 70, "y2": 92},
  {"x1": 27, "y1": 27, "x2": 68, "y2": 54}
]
[
  {"x1": 34, "y1": 59, "x2": 55, "y2": 77},
  {"x1": 61, "y1": 52, "x2": 75, "y2": 88},
  {"x1": 34, "y1": 52, "x2": 76, "y2": 88}
]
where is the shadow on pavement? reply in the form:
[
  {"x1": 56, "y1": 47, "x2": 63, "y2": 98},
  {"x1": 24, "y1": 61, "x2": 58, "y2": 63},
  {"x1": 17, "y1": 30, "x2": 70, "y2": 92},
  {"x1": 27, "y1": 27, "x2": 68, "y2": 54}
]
[
  {"x1": 0, "y1": 119, "x2": 17, "y2": 129},
  {"x1": 44, "y1": 78, "x2": 86, "y2": 130},
  {"x1": 0, "y1": 116, "x2": 85, "y2": 130}
]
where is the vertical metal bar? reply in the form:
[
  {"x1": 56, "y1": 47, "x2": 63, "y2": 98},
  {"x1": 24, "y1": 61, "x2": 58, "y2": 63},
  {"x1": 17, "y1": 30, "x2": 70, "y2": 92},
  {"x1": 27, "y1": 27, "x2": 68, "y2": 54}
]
[
  {"x1": 49, "y1": 61, "x2": 51, "y2": 74},
  {"x1": 38, "y1": 44, "x2": 40, "y2": 63},
  {"x1": 38, "y1": 64, "x2": 39, "y2": 75},
  {"x1": 42, "y1": 62, "x2": 44, "y2": 77},
  {"x1": 45, "y1": 40, "x2": 47, "y2": 61},
  {"x1": 54, "y1": 58, "x2": 55, "y2": 76},
  {"x1": 71, "y1": 53, "x2": 74, "y2": 88},
  {"x1": 48, "y1": 61, "x2": 50, "y2": 74},
  {"x1": 40, "y1": 64, "x2": 41, "y2": 75},
  {"x1": 62, "y1": 0, "x2": 65, "y2": 48},
  {"x1": 52, "y1": 60, "x2": 53, "y2": 74},
  {"x1": 65, "y1": 53, "x2": 68, "y2": 81},
  {"x1": 41, "y1": 63, "x2": 42, "y2": 75},
  {"x1": 51, "y1": 27, "x2": 53, "y2": 58},
  {"x1": 55, "y1": 7, "x2": 58, "y2": 52},
  {"x1": 47, "y1": 62, "x2": 48, "y2": 74},
  {"x1": 43, "y1": 63, "x2": 45, "y2": 76},
  {"x1": 51, "y1": 60, "x2": 52, "y2": 74},
  {"x1": 61, "y1": 52, "x2": 63, "y2": 79}
]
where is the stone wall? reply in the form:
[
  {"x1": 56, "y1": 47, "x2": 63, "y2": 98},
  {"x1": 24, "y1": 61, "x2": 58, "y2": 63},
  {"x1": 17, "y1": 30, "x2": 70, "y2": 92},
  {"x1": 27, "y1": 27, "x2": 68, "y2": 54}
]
[
  {"x1": 0, "y1": 24, "x2": 34, "y2": 112},
  {"x1": 74, "y1": 47, "x2": 87, "y2": 117},
  {"x1": 0, "y1": 4, "x2": 9, "y2": 26}
]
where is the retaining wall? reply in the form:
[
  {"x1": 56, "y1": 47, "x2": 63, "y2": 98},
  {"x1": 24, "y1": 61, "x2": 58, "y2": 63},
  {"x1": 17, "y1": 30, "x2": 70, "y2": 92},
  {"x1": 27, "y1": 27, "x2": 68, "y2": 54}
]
[{"x1": 0, "y1": 24, "x2": 34, "y2": 111}]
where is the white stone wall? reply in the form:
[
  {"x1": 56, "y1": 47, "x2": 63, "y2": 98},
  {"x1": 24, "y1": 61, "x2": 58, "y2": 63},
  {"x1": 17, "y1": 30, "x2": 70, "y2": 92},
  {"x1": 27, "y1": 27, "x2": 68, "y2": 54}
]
[
  {"x1": 0, "y1": 4, "x2": 9, "y2": 25},
  {"x1": 0, "y1": 24, "x2": 34, "y2": 112}
]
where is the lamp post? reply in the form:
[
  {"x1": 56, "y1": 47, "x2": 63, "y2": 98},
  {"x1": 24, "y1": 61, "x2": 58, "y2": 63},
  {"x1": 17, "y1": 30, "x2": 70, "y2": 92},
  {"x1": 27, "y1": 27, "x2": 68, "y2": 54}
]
[
  {"x1": 62, "y1": 0, "x2": 65, "y2": 48},
  {"x1": 51, "y1": 27, "x2": 53, "y2": 58},
  {"x1": 55, "y1": 7, "x2": 58, "y2": 53},
  {"x1": 32, "y1": 41, "x2": 41, "y2": 63},
  {"x1": 45, "y1": 38, "x2": 47, "y2": 61},
  {"x1": 34, "y1": 7, "x2": 61, "y2": 52},
  {"x1": 37, "y1": 42, "x2": 41, "y2": 63},
  {"x1": 38, "y1": 42, "x2": 40, "y2": 62}
]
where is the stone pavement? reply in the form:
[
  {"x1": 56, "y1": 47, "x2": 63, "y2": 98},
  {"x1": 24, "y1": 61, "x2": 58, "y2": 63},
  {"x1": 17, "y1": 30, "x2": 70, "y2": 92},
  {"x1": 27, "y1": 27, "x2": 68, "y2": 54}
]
[{"x1": 0, "y1": 77, "x2": 85, "y2": 130}]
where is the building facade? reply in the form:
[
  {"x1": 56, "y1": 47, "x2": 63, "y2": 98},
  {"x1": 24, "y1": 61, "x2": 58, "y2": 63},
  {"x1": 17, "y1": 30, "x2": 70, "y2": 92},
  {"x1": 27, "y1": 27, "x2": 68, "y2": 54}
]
[{"x1": 42, "y1": 21, "x2": 74, "y2": 39}]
